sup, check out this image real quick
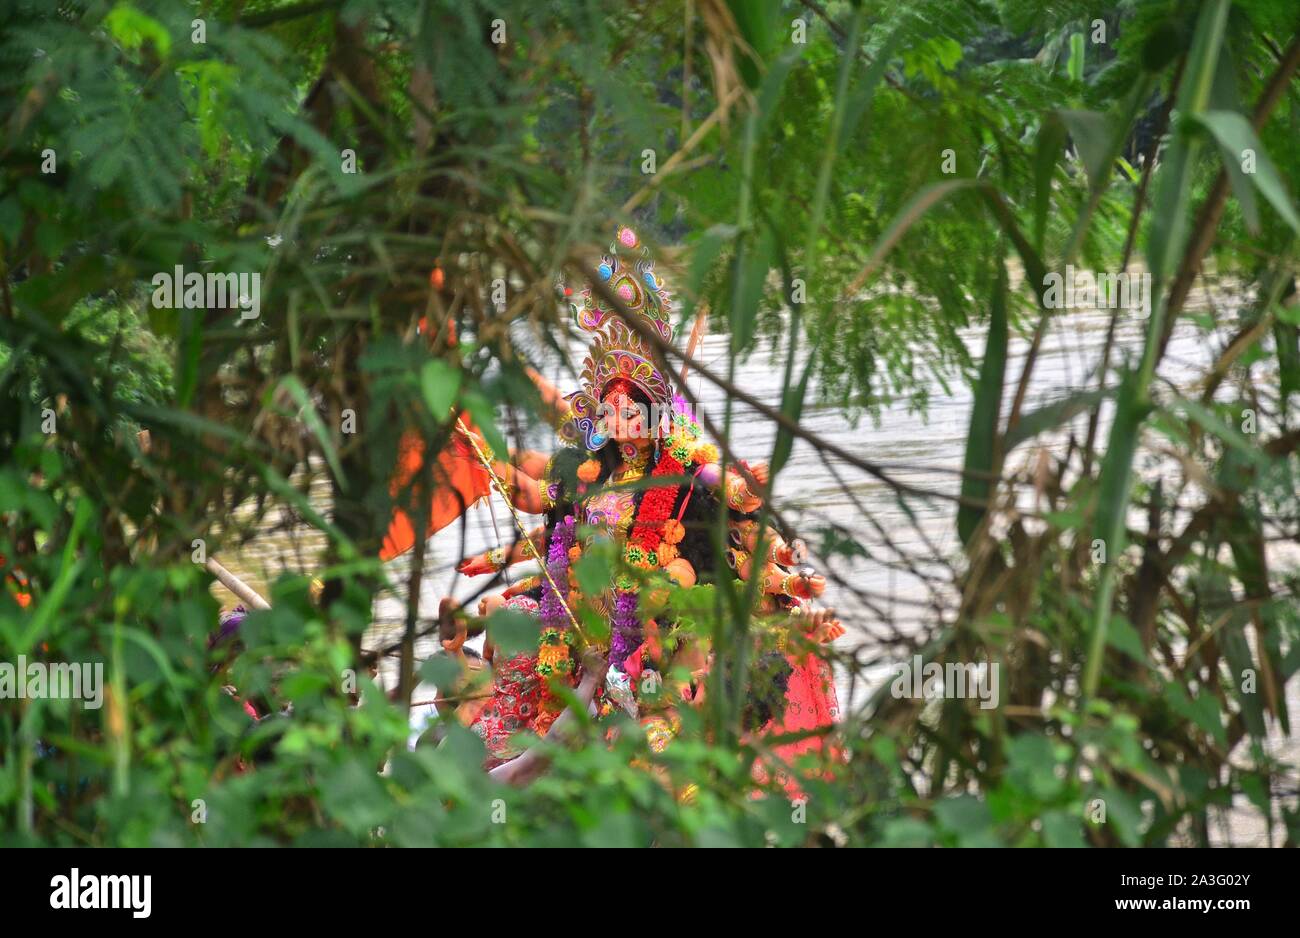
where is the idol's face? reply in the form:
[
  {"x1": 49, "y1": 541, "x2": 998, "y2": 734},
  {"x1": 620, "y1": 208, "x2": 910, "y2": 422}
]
[{"x1": 600, "y1": 388, "x2": 649, "y2": 445}]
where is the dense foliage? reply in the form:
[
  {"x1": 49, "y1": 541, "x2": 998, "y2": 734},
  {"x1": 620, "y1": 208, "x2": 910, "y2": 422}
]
[{"x1": 1, "y1": 0, "x2": 1298, "y2": 846}]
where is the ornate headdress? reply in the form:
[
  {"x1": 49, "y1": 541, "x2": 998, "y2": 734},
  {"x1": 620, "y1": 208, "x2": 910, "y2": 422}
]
[{"x1": 561, "y1": 226, "x2": 676, "y2": 450}]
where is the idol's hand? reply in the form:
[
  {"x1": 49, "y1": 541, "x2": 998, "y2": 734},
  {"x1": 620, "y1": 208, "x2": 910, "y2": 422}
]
[
  {"x1": 441, "y1": 619, "x2": 468, "y2": 655},
  {"x1": 726, "y1": 470, "x2": 764, "y2": 513},
  {"x1": 689, "y1": 669, "x2": 708, "y2": 704},
  {"x1": 806, "y1": 607, "x2": 844, "y2": 643},
  {"x1": 457, "y1": 549, "x2": 501, "y2": 577},
  {"x1": 477, "y1": 594, "x2": 505, "y2": 617},
  {"x1": 439, "y1": 597, "x2": 469, "y2": 658},
  {"x1": 502, "y1": 579, "x2": 534, "y2": 599},
  {"x1": 790, "y1": 570, "x2": 826, "y2": 600},
  {"x1": 579, "y1": 648, "x2": 610, "y2": 683},
  {"x1": 733, "y1": 520, "x2": 807, "y2": 567},
  {"x1": 775, "y1": 537, "x2": 807, "y2": 566}
]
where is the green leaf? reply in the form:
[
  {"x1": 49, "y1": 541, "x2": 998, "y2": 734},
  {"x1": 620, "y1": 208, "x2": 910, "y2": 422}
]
[
  {"x1": 1169, "y1": 397, "x2": 1270, "y2": 471},
  {"x1": 581, "y1": 810, "x2": 646, "y2": 848},
  {"x1": 680, "y1": 224, "x2": 736, "y2": 328},
  {"x1": 1032, "y1": 118, "x2": 1067, "y2": 252},
  {"x1": 104, "y1": 3, "x2": 173, "y2": 58},
  {"x1": 728, "y1": 222, "x2": 774, "y2": 353},
  {"x1": 1004, "y1": 387, "x2": 1113, "y2": 453},
  {"x1": 1216, "y1": 603, "x2": 1267, "y2": 740},
  {"x1": 1204, "y1": 47, "x2": 1259, "y2": 233},
  {"x1": 933, "y1": 795, "x2": 995, "y2": 847},
  {"x1": 1140, "y1": 21, "x2": 1183, "y2": 73},
  {"x1": 1193, "y1": 110, "x2": 1300, "y2": 234},
  {"x1": 1098, "y1": 787, "x2": 1146, "y2": 846},
  {"x1": 1066, "y1": 32, "x2": 1085, "y2": 83},
  {"x1": 854, "y1": 179, "x2": 984, "y2": 288},
  {"x1": 420, "y1": 359, "x2": 462, "y2": 420},
  {"x1": 1058, "y1": 110, "x2": 1113, "y2": 191},
  {"x1": 276, "y1": 374, "x2": 346, "y2": 490},
  {"x1": 958, "y1": 259, "x2": 1008, "y2": 545},
  {"x1": 0, "y1": 199, "x2": 23, "y2": 249},
  {"x1": 1162, "y1": 681, "x2": 1227, "y2": 747},
  {"x1": 880, "y1": 817, "x2": 933, "y2": 847},
  {"x1": 754, "y1": 45, "x2": 804, "y2": 138},
  {"x1": 15, "y1": 498, "x2": 90, "y2": 654},
  {"x1": 1106, "y1": 615, "x2": 1147, "y2": 665},
  {"x1": 175, "y1": 309, "x2": 202, "y2": 409},
  {"x1": 837, "y1": 26, "x2": 903, "y2": 159},
  {"x1": 1006, "y1": 733, "x2": 1065, "y2": 800},
  {"x1": 1086, "y1": 357, "x2": 1154, "y2": 697},
  {"x1": 770, "y1": 357, "x2": 812, "y2": 479},
  {"x1": 726, "y1": 0, "x2": 781, "y2": 89},
  {"x1": 486, "y1": 606, "x2": 540, "y2": 657},
  {"x1": 120, "y1": 627, "x2": 198, "y2": 736},
  {"x1": 319, "y1": 760, "x2": 390, "y2": 834},
  {"x1": 1041, "y1": 810, "x2": 1085, "y2": 848},
  {"x1": 574, "y1": 546, "x2": 613, "y2": 598},
  {"x1": 1273, "y1": 317, "x2": 1300, "y2": 403},
  {"x1": 1145, "y1": 0, "x2": 1231, "y2": 288},
  {"x1": 461, "y1": 389, "x2": 507, "y2": 461},
  {"x1": 419, "y1": 655, "x2": 464, "y2": 693}
]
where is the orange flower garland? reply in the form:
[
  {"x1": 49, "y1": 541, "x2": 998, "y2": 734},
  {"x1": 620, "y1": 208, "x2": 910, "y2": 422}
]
[{"x1": 625, "y1": 451, "x2": 684, "y2": 569}]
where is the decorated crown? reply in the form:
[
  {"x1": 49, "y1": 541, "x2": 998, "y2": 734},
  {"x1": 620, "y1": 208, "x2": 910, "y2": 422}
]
[
  {"x1": 560, "y1": 227, "x2": 677, "y2": 450},
  {"x1": 573, "y1": 226, "x2": 675, "y2": 343}
]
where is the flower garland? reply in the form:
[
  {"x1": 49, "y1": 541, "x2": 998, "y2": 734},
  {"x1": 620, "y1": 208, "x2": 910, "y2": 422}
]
[
  {"x1": 624, "y1": 450, "x2": 685, "y2": 569},
  {"x1": 609, "y1": 589, "x2": 641, "y2": 671},
  {"x1": 610, "y1": 422, "x2": 714, "y2": 670},
  {"x1": 624, "y1": 428, "x2": 712, "y2": 571},
  {"x1": 536, "y1": 515, "x2": 576, "y2": 679}
]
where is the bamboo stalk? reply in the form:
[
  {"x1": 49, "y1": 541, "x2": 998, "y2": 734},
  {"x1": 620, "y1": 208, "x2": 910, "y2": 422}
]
[
  {"x1": 205, "y1": 557, "x2": 271, "y2": 610},
  {"x1": 679, "y1": 303, "x2": 710, "y2": 384}
]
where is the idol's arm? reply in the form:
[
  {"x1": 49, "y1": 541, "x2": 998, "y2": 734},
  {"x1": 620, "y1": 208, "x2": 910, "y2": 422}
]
[
  {"x1": 512, "y1": 449, "x2": 549, "y2": 480},
  {"x1": 484, "y1": 459, "x2": 546, "y2": 514},
  {"x1": 727, "y1": 549, "x2": 826, "y2": 599},
  {"x1": 696, "y1": 462, "x2": 767, "y2": 514},
  {"x1": 732, "y1": 519, "x2": 807, "y2": 568},
  {"x1": 458, "y1": 524, "x2": 548, "y2": 575},
  {"x1": 525, "y1": 366, "x2": 571, "y2": 428}
]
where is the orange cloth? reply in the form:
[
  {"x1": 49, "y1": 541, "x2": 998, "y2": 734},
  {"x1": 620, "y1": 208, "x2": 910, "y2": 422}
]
[{"x1": 379, "y1": 415, "x2": 492, "y2": 562}]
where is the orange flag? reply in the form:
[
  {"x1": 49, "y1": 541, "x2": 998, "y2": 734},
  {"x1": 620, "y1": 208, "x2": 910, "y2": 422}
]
[
  {"x1": 379, "y1": 309, "x2": 494, "y2": 562},
  {"x1": 379, "y1": 416, "x2": 493, "y2": 562}
]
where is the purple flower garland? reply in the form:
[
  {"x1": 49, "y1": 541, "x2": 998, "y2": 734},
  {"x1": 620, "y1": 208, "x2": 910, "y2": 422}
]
[
  {"x1": 539, "y1": 515, "x2": 576, "y2": 633},
  {"x1": 534, "y1": 515, "x2": 577, "y2": 678},
  {"x1": 609, "y1": 589, "x2": 640, "y2": 671}
]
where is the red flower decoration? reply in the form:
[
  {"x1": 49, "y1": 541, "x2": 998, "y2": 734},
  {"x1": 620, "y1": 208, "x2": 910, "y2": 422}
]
[{"x1": 628, "y1": 452, "x2": 684, "y2": 559}]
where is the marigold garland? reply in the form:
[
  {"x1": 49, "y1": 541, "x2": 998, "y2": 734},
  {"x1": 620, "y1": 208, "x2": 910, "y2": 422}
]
[
  {"x1": 662, "y1": 519, "x2": 685, "y2": 545},
  {"x1": 609, "y1": 430, "x2": 712, "y2": 670}
]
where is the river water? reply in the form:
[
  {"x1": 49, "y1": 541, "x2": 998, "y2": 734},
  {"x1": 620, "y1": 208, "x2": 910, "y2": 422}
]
[{"x1": 215, "y1": 271, "x2": 1296, "y2": 845}]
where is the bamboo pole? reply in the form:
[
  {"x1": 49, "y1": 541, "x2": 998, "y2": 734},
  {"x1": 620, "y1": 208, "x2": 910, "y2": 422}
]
[
  {"x1": 679, "y1": 303, "x2": 710, "y2": 385},
  {"x1": 205, "y1": 557, "x2": 271, "y2": 610}
]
